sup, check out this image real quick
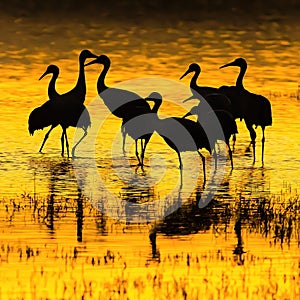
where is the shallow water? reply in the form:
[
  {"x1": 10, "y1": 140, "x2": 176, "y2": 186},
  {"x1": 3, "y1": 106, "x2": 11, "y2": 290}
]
[{"x1": 0, "y1": 12, "x2": 299, "y2": 299}]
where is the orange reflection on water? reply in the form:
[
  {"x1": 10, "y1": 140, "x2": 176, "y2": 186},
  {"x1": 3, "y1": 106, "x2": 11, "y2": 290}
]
[{"x1": 0, "y1": 13, "x2": 300, "y2": 299}]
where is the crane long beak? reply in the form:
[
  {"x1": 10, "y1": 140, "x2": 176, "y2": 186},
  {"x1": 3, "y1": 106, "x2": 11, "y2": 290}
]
[
  {"x1": 182, "y1": 111, "x2": 192, "y2": 118},
  {"x1": 179, "y1": 69, "x2": 190, "y2": 80},
  {"x1": 219, "y1": 61, "x2": 235, "y2": 69},
  {"x1": 182, "y1": 95, "x2": 195, "y2": 103},
  {"x1": 84, "y1": 58, "x2": 99, "y2": 67},
  {"x1": 39, "y1": 71, "x2": 49, "y2": 81}
]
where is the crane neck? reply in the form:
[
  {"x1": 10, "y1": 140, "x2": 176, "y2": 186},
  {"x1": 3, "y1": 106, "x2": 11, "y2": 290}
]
[
  {"x1": 74, "y1": 57, "x2": 87, "y2": 97},
  {"x1": 97, "y1": 60, "x2": 110, "y2": 93},
  {"x1": 48, "y1": 71, "x2": 60, "y2": 100},
  {"x1": 151, "y1": 99, "x2": 162, "y2": 113},
  {"x1": 190, "y1": 69, "x2": 200, "y2": 91},
  {"x1": 236, "y1": 64, "x2": 247, "y2": 89}
]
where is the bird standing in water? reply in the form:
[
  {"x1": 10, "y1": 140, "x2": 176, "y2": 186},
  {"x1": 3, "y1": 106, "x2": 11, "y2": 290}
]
[
  {"x1": 28, "y1": 88, "x2": 91, "y2": 158},
  {"x1": 180, "y1": 63, "x2": 232, "y2": 112},
  {"x1": 144, "y1": 92, "x2": 211, "y2": 183},
  {"x1": 39, "y1": 49, "x2": 98, "y2": 103},
  {"x1": 180, "y1": 63, "x2": 236, "y2": 147},
  {"x1": 29, "y1": 49, "x2": 97, "y2": 157},
  {"x1": 219, "y1": 57, "x2": 272, "y2": 164},
  {"x1": 180, "y1": 63, "x2": 220, "y2": 99},
  {"x1": 183, "y1": 105, "x2": 237, "y2": 169},
  {"x1": 85, "y1": 54, "x2": 153, "y2": 165}
]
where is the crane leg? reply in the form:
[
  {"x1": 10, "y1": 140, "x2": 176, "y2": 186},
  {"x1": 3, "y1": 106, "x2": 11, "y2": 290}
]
[
  {"x1": 72, "y1": 129, "x2": 88, "y2": 158},
  {"x1": 179, "y1": 168, "x2": 183, "y2": 189},
  {"x1": 139, "y1": 139, "x2": 146, "y2": 170},
  {"x1": 197, "y1": 150, "x2": 206, "y2": 183},
  {"x1": 64, "y1": 129, "x2": 70, "y2": 158},
  {"x1": 122, "y1": 127, "x2": 126, "y2": 155},
  {"x1": 252, "y1": 141, "x2": 256, "y2": 164},
  {"x1": 245, "y1": 121, "x2": 256, "y2": 164},
  {"x1": 176, "y1": 150, "x2": 183, "y2": 170},
  {"x1": 140, "y1": 139, "x2": 145, "y2": 166},
  {"x1": 232, "y1": 133, "x2": 236, "y2": 152},
  {"x1": 261, "y1": 127, "x2": 265, "y2": 166},
  {"x1": 227, "y1": 140, "x2": 234, "y2": 169},
  {"x1": 135, "y1": 140, "x2": 142, "y2": 165},
  {"x1": 140, "y1": 139, "x2": 144, "y2": 164},
  {"x1": 61, "y1": 130, "x2": 65, "y2": 157},
  {"x1": 213, "y1": 145, "x2": 217, "y2": 170},
  {"x1": 141, "y1": 135, "x2": 151, "y2": 167},
  {"x1": 39, "y1": 125, "x2": 57, "y2": 153},
  {"x1": 211, "y1": 145, "x2": 218, "y2": 171}
]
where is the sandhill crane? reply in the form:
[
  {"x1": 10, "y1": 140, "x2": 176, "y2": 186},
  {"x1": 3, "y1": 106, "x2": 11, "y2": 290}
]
[
  {"x1": 85, "y1": 55, "x2": 153, "y2": 165},
  {"x1": 35, "y1": 50, "x2": 97, "y2": 153},
  {"x1": 180, "y1": 63, "x2": 220, "y2": 99},
  {"x1": 180, "y1": 63, "x2": 236, "y2": 146},
  {"x1": 144, "y1": 92, "x2": 211, "y2": 182},
  {"x1": 39, "y1": 49, "x2": 97, "y2": 103},
  {"x1": 28, "y1": 98, "x2": 90, "y2": 157},
  {"x1": 183, "y1": 104, "x2": 238, "y2": 169},
  {"x1": 29, "y1": 64, "x2": 91, "y2": 157},
  {"x1": 219, "y1": 58, "x2": 272, "y2": 164}
]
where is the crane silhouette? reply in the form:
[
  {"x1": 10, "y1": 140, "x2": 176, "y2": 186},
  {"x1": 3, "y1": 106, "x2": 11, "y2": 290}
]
[
  {"x1": 39, "y1": 64, "x2": 60, "y2": 101},
  {"x1": 85, "y1": 54, "x2": 153, "y2": 165},
  {"x1": 35, "y1": 65, "x2": 60, "y2": 153},
  {"x1": 36, "y1": 50, "x2": 97, "y2": 154},
  {"x1": 180, "y1": 63, "x2": 220, "y2": 99},
  {"x1": 28, "y1": 98, "x2": 90, "y2": 157},
  {"x1": 180, "y1": 63, "x2": 236, "y2": 146},
  {"x1": 29, "y1": 64, "x2": 91, "y2": 157},
  {"x1": 39, "y1": 49, "x2": 97, "y2": 103},
  {"x1": 145, "y1": 92, "x2": 211, "y2": 182},
  {"x1": 121, "y1": 113, "x2": 155, "y2": 167},
  {"x1": 182, "y1": 104, "x2": 238, "y2": 169},
  {"x1": 219, "y1": 58, "x2": 272, "y2": 164},
  {"x1": 180, "y1": 63, "x2": 231, "y2": 111}
]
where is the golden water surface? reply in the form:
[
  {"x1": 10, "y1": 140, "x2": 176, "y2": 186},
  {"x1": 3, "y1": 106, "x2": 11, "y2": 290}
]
[{"x1": 0, "y1": 12, "x2": 299, "y2": 299}]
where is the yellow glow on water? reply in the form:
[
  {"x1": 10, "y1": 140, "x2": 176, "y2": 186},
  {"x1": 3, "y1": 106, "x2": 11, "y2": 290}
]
[
  {"x1": 0, "y1": 197, "x2": 299, "y2": 299},
  {"x1": 0, "y1": 13, "x2": 300, "y2": 299}
]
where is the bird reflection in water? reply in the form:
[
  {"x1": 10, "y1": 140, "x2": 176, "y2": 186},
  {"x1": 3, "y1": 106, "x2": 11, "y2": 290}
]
[
  {"x1": 43, "y1": 159, "x2": 72, "y2": 232},
  {"x1": 76, "y1": 187, "x2": 83, "y2": 242},
  {"x1": 149, "y1": 225, "x2": 160, "y2": 261},
  {"x1": 233, "y1": 218, "x2": 246, "y2": 265},
  {"x1": 121, "y1": 184, "x2": 155, "y2": 225},
  {"x1": 37, "y1": 159, "x2": 85, "y2": 242}
]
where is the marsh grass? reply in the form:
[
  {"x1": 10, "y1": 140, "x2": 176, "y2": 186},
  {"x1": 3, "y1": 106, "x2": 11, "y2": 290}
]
[
  {"x1": 0, "y1": 242, "x2": 298, "y2": 299},
  {"x1": 0, "y1": 186, "x2": 299, "y2": 299}
]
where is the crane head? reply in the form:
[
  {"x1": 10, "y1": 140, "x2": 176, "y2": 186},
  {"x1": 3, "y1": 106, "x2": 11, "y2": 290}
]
[
  {"x1": 180, "y1": 63, "x2": 201, "y2": 80},
  {"x1": 145, "y1": 92, "x2": 163, "y2": 112},
  {"x1": 39, "y1": 64, "x2": 59, "y2": 80},
  {"x1": 220, "y1": 57, "x2": 247, "y2": 69},
  {"x1": 79, "y1": 49, "x2": 98, "y2": 62},
  {"x1": 84, "y1": 55, "x2": 110, "y2": 67}
]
